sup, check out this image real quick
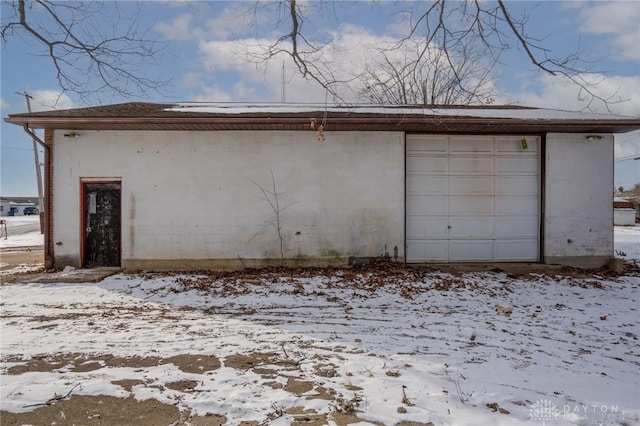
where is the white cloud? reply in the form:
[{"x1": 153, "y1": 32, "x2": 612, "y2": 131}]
[
  {"x1": 0, "y1": 97, "x2": 9, "y2": 111},
  {"x1": 29, "y1": 90, "x2": 74, "y2": 112},
  {"x1": 510, "y1": 72, "x2": 639, "y2": 168},
  {"x1": 198, "y1": 38, "x2": 248, "y2": 72},
  {"x1": 192, "y1": 38, "x2": 330, "y2": 103},
  {"x1": 181, "y1": 72, "x2": 201, "y2": 89},
  {"x1": 155, "y1": 4, "x2": 259, "y2": 43},
  {"x1": 190, "y1": 81, "x2": 257, "y2": 103},
  {"x1": 193, "y1": 24, "x2": 426, "y2": 103},
  {"x1": 508, "y1": 73, "x2": 640, "y2": 117},
  {"x1": 190, "y1": 85, "x2": 233, "y2": 103},
  {"x1": 154, "y1": 13, "x2": 205, "y2": 41},
  {"x1": 205, "y1": 4, "x2": 256, "y2": 41},
  {"x1": 188, "y1": 11, "x2": 638, "y2": 114},
  {"x1": 577, "y1": 2, "x2": 640, "y2": 61}
]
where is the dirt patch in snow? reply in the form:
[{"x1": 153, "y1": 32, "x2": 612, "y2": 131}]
[
  {"x1": 284, "y1": 377, "x2": 315, "y2": 395},
  {"x1": 0, "y1": 394, "x2": 232, "y2": 426},
  {"x1": 4, "y1": 353, "x2": 164, "y2": 375},
  {"x1": 0, "y1": 395, "x2": 182, "y2": 426},
  {"x1": 5, "y1": 353, "x2": 223, "y2": 375},
  {"x1": 165, "y1": 380, "x2": 200, "y2": 392},
  {"x1": 0, "y1": 246, "x2": 43, "y2": 273},
  {"x1": 0, "y1": 387, "x2": 400, "y2": 426},
  {"x1": 2, "y1": 350, "x2": 399, "y2": 425},
  {"x1": 111, "y1": 379, "x2": 144, "y2": 392},
  {"x1": 161, "y1": 354, "x2": 220, "y2": 374}
]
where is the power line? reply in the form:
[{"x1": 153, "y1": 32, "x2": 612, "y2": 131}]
[{"x1": 615, "y1": 155, "x2": 640, "y2": 162}]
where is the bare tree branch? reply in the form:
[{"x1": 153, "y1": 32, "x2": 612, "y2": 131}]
[
  {"x1": 248, "y1": 170, "x2": 295, "y2": 266},
  {"x1": 1, "y1": 0, "x2": 168, "y2": 102},
  {"x1": 359, "y1": 37, "x2": 496, "y2": 105},
  {"x1": 241, "y1": 0, "x2": 357, "y2": 102},
  {"x1": 251, "y1": 0, "x2": 622, "y2": 110}
]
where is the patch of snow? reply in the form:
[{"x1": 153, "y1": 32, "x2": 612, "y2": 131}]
[
  {"x1": 0, "y1": 216, "x2": 43, "y2": 248},
  {"x1": 1, "y1": 268, "x2": 639, "y2": 425},
  {"x1": 0, "y1": 264, "x2": 44, "y2": 276},
  {"x1": 166, "y1": 103, "x2": 637, "y2": 121},
  {"x1": 615, "y1": 225, "x2": 640, "y2": 260},
  {"x1": 0, "y1": 232, "x2": 43, "y2": 249},
  {"x1": 0, "y1": 216, "x2": 40, "y2": 226}
]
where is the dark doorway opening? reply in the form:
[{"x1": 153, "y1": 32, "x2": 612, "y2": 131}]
[{"x1": 82, "y1": 182, "x2": 121, "y2": 267}]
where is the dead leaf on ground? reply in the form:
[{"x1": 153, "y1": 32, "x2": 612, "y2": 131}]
[{"x1": 496, "y1": 306, "x2": 513, "y2": 315}]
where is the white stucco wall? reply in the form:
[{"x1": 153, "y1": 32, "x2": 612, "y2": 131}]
[
  {"x1": 544, "y1": 133, "x2": 614, "y2": 267},
  {"x1": 52, "y1": 130, "x2": 405, "y2": 269}
]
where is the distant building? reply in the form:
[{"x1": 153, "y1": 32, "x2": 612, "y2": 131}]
[
  {"x1": 0, "y1": 197, "x2": 38, "y2": 217},
  {"x1": 614, "y1": 197, "x2": 636, "y2": 225},
  {"x1": 615, "y1": 186, "x2": 640, "y2": 224}
]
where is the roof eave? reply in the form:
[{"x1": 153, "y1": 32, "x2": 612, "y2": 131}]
[{"x1": 5, "y1": 115, "x2": 640, "y2": 134}]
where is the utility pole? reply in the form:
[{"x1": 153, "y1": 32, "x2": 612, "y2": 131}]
[{"x1": 18, "y1": 91, "x2": 44, "y2": 234}]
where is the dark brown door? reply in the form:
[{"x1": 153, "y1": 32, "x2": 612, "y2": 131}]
[{"x1": 83, "y1": 182, "x2": 121, "y2": 267}]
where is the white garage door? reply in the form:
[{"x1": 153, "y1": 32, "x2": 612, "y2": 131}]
[{"x1": 406, "y1": 135, "x2": 540, "y2": 262}]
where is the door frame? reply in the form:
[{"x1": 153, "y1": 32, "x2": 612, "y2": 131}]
[{"x1": 80, "y1": 178, "x2": 122, "y2": 268}]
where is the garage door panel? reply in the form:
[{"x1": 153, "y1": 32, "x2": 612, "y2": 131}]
[
  {"x1": 496, "y1": 176, "x2": 538, "y2": 195},
  {"x1": 450, "y1": 176, "x2": 494, "y2": 195},
  {"x1": 495, "y1": 216, "x2": 539, "y2": 238},
  {"x1": 495, "y1": 137, "x2": 539, "y2": 154},
  {"x1": 406, "y1": 240, "x2": 448, "y2": 262},
  {"x1": 407, "y1": 216, "x2": 449, "y2": 239},
  {"x1": 407, "y1": 136, "x2": 448, "y2": 153},
  {"x1": 449, "y1": 240, "x2": 494, "y2": 261},
  {"x1": 495, "y1": 195, "x2": 538, "y2": 215},
  {"x1": 449, "y1": 216, "x2": 494, "y2": 239},
  {"x1": 495, "y1": 239, "x2": 539, "y2": 261},
  {"x1": 407, "y1": 155, "x2": 448, "y2": 174},
  {"x1": 495, "y1": 157, "x2": 538, "y2": 174},
  {"x1": 406, "y1": 175, "x2": 449, "y2": 195},
  {"x1": 449, "y1": 137, "x2": 494, "y2": 154},
  {"x1": 407, "y1": 195, "x2": 448, "y2": 215},
  {"x1": 450, "y1": 196, "x2": 494, "y2": 215},
  {"x1": 450, "y1": 157, "x2": 494, "y2": 175}
]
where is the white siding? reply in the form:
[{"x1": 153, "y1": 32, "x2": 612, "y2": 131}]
[
  {"x1": 52, "y1": 130, "x2": 405, "y2": 268},
  {"x1": 544, "y1": 133, "x2": 614, "y2": 267}
]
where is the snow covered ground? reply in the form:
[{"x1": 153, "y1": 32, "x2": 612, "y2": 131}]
[
  {"x1": 0, "y1": 215, "x2": 43, "y2": 249},
  {"x1": 1, "y1": 269, "x2": 639, "y2": 424},
  {"x1": 1, "y1": 225, "x2": 639, "y2": 425},
  {"x1": 615, "y1": 225, "x2": 640, "y2": 261}
]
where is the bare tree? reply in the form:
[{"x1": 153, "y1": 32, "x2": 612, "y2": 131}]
[
  {"x1": 248, "y1": 0, "x2": 621, "y2": 109},
  {"x1": 241, "y1": 0, "x2": 352, "y2": 98},
  {"x1": 248, "y1": 170, "x2": 295, "y2": 266},
  {"x1": 359, "y1": 37, "x2": 496, "y2": 105},
  {"x1": 1, "y1": 0, "x2": 167, "y2": 101},
  {"x1": 1, "y1": 1, "x2": 623, "y2": 109}
]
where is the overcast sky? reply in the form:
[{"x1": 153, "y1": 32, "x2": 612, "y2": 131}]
[{"x1": 1, "y1": 0, "x2": 639, "y2": 196}]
